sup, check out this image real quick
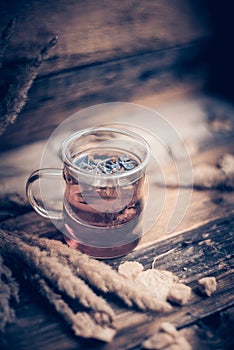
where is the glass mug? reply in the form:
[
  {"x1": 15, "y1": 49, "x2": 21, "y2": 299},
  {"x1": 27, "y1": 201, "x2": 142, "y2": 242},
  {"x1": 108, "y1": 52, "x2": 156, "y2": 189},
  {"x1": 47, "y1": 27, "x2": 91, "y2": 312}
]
[{"x1": 26, "y1": 127, "x2": 150, "y2": 258}]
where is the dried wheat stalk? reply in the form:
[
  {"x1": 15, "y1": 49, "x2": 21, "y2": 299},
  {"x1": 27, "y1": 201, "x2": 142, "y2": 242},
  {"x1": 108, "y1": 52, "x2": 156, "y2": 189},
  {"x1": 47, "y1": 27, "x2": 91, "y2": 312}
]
[
  {"x1": 0, "y1": 254, "x2": 19, "y2": 332},
  {"x1": 0, "y1": 227, "x2": 171, "y2": 340},
  {"x1": 22, "y1": 234, "x2": 172, "y2": 313},
  {"x1": 0, "y1": 19, "x2": 15, "y2": 68},
  {"x1": 0, "y1": 229, "x2": 114, "y2": 321},
  {"x1": 25, "y1": 272, "x2": 116, "y2": 342},
  {"x1": 0, "y1": 35, "x2": 58, "y2": 135}
]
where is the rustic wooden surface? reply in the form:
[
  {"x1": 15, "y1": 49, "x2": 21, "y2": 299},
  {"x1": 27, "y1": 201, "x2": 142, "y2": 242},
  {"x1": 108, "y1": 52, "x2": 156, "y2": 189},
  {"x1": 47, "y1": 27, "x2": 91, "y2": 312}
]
[
  {"x1": 0, "y1": 137, "x2": 234, "y2": 349},
  {"x1": 0, "y1": 44, "x2": 206, "y2": 151},
  {"x1": 0, "y1": 1, "x2": 234, "y2": 348},
  {"x1": 0, "y1": 209, "x2": 233, "y2": 350},
  {"x1": 0, "y1": 0, "x2": 211, "y2": 150},
  {"x1": 0, "y1": 0, "x2": 211, "y2": 73},
  {"x1": 0, "y1": 85, "x2": 234, "y2": 350}
]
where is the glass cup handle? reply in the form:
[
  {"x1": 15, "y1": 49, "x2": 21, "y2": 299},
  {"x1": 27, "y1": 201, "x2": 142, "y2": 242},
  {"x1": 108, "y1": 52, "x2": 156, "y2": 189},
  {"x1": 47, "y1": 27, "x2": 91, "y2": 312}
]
[{"x1": 26, "y1": 168, "x2": 63, "y2": 220}]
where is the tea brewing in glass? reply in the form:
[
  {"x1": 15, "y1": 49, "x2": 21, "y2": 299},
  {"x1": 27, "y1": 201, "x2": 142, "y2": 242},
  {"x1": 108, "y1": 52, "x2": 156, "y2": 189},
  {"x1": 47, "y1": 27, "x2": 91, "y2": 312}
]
[{"x1": 26, "y1": 127, "x2": 150, "y2": 258}]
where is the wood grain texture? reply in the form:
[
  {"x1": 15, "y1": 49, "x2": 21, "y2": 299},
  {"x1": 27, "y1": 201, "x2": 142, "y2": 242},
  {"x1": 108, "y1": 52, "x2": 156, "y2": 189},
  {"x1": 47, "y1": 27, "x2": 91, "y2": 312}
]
[
  {"x1": 0, "y1": 0, "x2": 210, "y2": 150},
  {"x1": 0, "y1": 215, "x2": 233, "y2": 350},
  {"x1": 106, "y1": 216, "x2": 234, "y2": 350},
  {"x1": 0, "y1": 41, "x2": 206, "y2": 151},
  {"x1": 0, "y1": 140, "x2": 233, "y2": 349},
  {"x1": 0, "y1": 0, "x2": 211, "y2": 73},
  {"x1": 0, "y1": 3, "x2": 233, "y2": 347}
]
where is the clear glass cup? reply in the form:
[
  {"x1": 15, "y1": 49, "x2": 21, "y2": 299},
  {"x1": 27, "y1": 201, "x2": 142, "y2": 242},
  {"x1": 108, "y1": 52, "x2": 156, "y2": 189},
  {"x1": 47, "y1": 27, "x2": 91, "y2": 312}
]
[{"x1": 26, "y1": 127, "x2": 150, "y2": 258}]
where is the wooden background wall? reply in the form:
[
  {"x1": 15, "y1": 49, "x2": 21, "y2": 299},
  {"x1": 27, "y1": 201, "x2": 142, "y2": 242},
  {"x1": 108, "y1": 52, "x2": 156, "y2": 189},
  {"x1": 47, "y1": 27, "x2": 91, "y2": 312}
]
[{"x1": 0, "y1": 0, "x2": 213, "y2": 150}]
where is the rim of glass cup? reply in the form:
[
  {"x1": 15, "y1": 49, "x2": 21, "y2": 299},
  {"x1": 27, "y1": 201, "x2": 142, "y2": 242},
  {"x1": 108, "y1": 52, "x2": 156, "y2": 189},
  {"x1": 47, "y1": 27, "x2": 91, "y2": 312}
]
[{"x1": 60, "y1": 127, "x2": 151, "y2": 179}]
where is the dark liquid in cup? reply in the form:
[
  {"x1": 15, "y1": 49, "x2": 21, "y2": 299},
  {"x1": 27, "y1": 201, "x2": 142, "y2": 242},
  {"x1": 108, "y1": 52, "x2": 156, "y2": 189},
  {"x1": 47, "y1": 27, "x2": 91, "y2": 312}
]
[{"x1": 63, "y1": 149, "x2": 145, "y2": 258}]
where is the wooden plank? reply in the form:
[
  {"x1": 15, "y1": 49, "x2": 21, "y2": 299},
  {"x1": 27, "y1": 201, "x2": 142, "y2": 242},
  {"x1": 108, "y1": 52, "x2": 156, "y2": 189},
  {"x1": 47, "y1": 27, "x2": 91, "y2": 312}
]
[
  {"x1": 0, "y1": 0, "x2": 211, "y2": 150},
  {"x1": 0, "y1": 0, "x2": 211, "y2": 74},
  {"x1": 0, "y1": 215, "x2": 233, "y2": 350},
  {"x1": 0, "y1": 42, "x2": 206, "y2": 151},
  {"x1": 139, "y1": 143, "x2": 234, "y2": 248},
  {"x1": 105, "y1": 216, "x2": 234, "y2": 349}
]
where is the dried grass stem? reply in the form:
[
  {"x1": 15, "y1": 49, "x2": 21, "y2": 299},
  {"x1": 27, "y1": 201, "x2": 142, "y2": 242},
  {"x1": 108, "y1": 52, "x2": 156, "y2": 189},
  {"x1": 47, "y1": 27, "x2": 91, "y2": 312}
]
[
  {"x1": 0, "y1": 229, "x2": 114, "y2": 321},
  {"x1": 25, "y1": 235, "x2": 172, "y2": 313},
  {"x1": 0, "y1": 36, "x2": 58, "y2": 135}
]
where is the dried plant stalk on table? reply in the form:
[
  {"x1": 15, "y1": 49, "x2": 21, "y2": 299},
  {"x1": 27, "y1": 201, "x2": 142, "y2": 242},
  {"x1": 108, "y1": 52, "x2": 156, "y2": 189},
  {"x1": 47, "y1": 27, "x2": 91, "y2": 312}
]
[
  {"x1": 0, "y1": 254, "x2": 19, "y2": 332},
  {"x1": 0, "y1": 229, "x2": 118, "y2": 341},
  {"x1": 22, "y1": 233, "x2": 172, "y2": 313}
]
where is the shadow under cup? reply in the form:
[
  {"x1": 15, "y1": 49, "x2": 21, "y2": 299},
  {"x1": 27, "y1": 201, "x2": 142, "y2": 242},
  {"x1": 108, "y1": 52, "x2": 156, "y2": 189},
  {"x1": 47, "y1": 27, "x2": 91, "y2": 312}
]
[{"x1": 61, "y1": 127, "x2": 150, "y2": 258}]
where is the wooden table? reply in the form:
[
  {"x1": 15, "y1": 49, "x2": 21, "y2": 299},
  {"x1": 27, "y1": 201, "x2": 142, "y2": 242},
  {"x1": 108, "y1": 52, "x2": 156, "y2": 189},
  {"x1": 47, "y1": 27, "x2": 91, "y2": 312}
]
[
  {"x1": 0, "y1": 90, "x2": 233, "y2": 349},
  {"x1": 0, "y1": 1, "x2": 233, "y2": 347}
]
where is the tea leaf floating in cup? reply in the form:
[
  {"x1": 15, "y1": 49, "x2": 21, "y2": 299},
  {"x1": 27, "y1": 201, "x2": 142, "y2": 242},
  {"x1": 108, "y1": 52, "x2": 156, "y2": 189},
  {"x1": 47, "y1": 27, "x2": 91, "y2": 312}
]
[{"x1": 75, "y1": 153, "x2": 138, "y2": 175}]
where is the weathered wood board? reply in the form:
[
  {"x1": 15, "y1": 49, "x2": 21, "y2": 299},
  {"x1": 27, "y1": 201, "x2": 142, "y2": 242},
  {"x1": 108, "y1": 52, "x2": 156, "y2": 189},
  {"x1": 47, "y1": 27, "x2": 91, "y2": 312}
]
[
  {"x1": 1, "y1": 134, "x2": 234, "y2": 349},
  {"x1": 0, "y1": 2, "x2": 233, "y2": 347},
  {"x1": 0, "y1": 213, "x2": 233, "y2": 350},
  {"x1": 0, "y1": 0, "x2": 211, "y2": 150},
  {"x1": 0, "y1": 0, "x2": 211, "y2": 73}
]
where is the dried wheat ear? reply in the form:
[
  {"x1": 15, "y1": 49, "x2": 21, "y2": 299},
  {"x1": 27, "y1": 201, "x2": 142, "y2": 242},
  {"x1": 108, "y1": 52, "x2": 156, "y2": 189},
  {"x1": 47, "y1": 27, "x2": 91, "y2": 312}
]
[
  {"x1": 0, "y1": 229, "x2": 116, "y2": 342},
  {"x1": 0, "y1": 254, "x2": 19, "y2": 332},
  {"x1": 0, "y1": 19, "x2": 58, "y2": 136},
  {"x1": 0, "y1": 229, "x2": 175, "y2": 341}
]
